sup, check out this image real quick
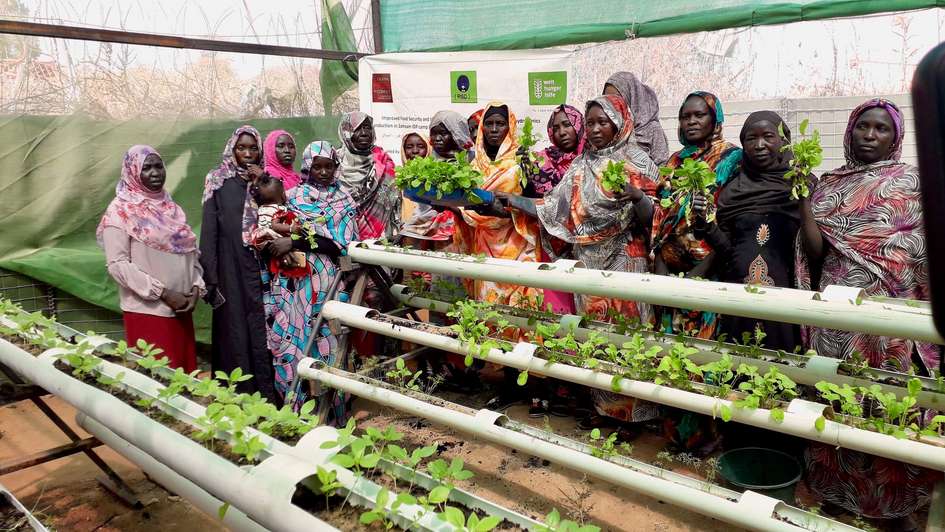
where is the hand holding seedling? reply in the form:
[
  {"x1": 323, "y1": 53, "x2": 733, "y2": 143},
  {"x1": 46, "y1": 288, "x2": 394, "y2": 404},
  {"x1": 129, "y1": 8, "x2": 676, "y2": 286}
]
[{"x1": 691, "y1": 193, "x2": 709, "y2": 230}]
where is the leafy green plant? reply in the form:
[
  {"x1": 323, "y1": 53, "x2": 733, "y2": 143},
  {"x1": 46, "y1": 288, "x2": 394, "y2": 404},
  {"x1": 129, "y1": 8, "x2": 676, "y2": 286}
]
[
  {"x1": 232, "y1": 434, "x2": 267, "y2": 462},
  {"x1": 437, "y1": 505, "x2": 502, "y2": 532},
  {"x1": 516, "y1": 117, "x2": 544, "y2": 188},
  {"x1": 360, "y1": 487, "x2": 396, "y2": 529},
  {"x1": 448, "y1": 300, "x2": 511, "y2": 366},
  {"x1": 427, "y1": 457, "x2": 474, "y2": 488},
  {"x1": 588, "y1": 428, "x2": 619, "y2": 459},
  {"x1": 96, "y1": 371, "x2": 126, "y2": 390},
  {"x1": 215, "y1": 367, "x2": 253, "y2": 394},
  {"x1": 314, "y1": 466, "x2": 343, "y2": 510},
  {"x1": 600, "y1": 161, "x2": 627, "y2": 193},
  {"x1": 386, "y1": 357, "x2": 422, "y2": 392},
  {"x1": 62, "y1": 349, "x2": 101, "y2": 380},
  {"x1": 536, "y1": 508, "x2": 600, "y2": 532},
  {"x1": 735, "y1": 365, "x2": 798, "y2": 421},
  {"x1": 657, "y1": 158, "x2": 717, "y2": 222},
  {"x1": 395, "y1": 152, "x2": 485, "y2": 202},
  {"x1": 779, "y1": 119, "x2": 823, "y2": 199},
  {"x1": 654, "y1": 342, "x2": 702, "y2": 390}
]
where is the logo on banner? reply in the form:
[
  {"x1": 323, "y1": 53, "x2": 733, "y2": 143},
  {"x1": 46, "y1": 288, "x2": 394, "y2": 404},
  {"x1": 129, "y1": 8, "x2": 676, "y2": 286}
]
[
  {"x1": 528, "y1": 71, "x2": 567, "y2": 105},
  {"x1": 372, "y1": 73, "x2": 393, "y2": 103},
  {"x1": 450, "y1": 71, "x2": 477, "y2": 103}
]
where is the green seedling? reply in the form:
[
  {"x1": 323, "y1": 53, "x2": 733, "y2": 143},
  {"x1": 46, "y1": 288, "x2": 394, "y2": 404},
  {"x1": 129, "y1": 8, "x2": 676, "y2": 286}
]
[
  {"x1": 536, "y1": 508, "x2": 601, "y2": 532},
  {"x1": 779, "y1": 119, "x2": 823, "y2": 199},
  {"x1": 600, "y1": 160, "x2": 627, "y2": 193}
]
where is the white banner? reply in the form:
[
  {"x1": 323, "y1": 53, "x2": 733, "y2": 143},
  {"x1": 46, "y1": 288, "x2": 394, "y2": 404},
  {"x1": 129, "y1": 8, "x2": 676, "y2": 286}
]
[{"x1": 358, "y1": 49, "x2": 575, "y2": 161}]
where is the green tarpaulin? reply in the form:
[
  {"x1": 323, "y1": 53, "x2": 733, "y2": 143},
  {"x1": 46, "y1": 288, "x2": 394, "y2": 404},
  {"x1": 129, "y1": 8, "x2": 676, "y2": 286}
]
[
  {"x1": 379, "y1": 0, "x2": 945, "y2": 52},
  {"x1": 0, "y1": 114, "x2": 341, "y2": 342}
]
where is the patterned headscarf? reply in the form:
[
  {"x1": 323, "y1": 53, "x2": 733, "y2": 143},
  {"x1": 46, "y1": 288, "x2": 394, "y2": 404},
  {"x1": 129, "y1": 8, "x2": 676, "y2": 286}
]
[
  {"x1": 430, "y1": 110, "x2": 474, "y2": 155},
  {"x1": 202, "y1": 125, "x2": 264, "y2": 246},
  {"x1": 400, "y1": 131, "x2": 430, "y2": 164},
  {"x1": 263, "y1": 129, "x2": 301, "y2": 191},
  {"x1": 841, "y1": 98, "x2": 905, "y2": 168},
  {"x1": 337, "y1": 111, "x2": 379, "y2": 202},
  {"x1": 604, "y1": 72, "x2": 670, "y2": 165},
  {"x1": 532, "y1": 104, "x2": 585, "y2": 196},
  {"x1": 96, "y1": 145, "x2": 197, "y2": 255},
  {"x1": 300, "y1": 140, "x2": 341, "y2": 185}
]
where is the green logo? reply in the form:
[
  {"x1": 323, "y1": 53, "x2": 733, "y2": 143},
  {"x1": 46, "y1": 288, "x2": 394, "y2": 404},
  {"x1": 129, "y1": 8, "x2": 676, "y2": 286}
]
[
  {"x1": 528, "y1": 71, "x2": 567, "y2": 105},
  {"x1": 450, "y1": 71, "x2": 477, "y2": 104}
]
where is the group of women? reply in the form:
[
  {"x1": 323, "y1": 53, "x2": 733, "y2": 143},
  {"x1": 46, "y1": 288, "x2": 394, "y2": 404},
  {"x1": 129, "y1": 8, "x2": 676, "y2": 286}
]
[{"x1": 97, "y1": 69, "x2": 940, "y2": 528}]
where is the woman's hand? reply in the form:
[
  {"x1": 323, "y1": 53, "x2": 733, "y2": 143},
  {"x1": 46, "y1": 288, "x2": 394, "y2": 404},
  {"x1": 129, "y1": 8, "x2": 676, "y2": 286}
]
[
  {"x1": 618, "y1": 183, "x2": 645, "y2": 202},
  {"x1": 267, "y1": 237, "x2": 294, "y2": 257},
  {"x1": 246, "y1": 164, "x2": 266, "y2": 181},
  {"x1": 691, "y1": 193, "x2": 709, "y2": 230},
  {"x1": 161, "y1": 288, "x2": 189, "y2": 311},
  {"x1": 177, "y1": 291, "x2": 199, "y2": 314}
]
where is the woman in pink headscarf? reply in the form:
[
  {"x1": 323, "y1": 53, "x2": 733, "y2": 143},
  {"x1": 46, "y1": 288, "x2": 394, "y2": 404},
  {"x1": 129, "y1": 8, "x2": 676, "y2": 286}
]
[
  {"x1": 263, "y1": 129, "x2": 302, "y2": 191},
  {"x1": 97, "y1": 145, "x2": 203, "y2": 372}
]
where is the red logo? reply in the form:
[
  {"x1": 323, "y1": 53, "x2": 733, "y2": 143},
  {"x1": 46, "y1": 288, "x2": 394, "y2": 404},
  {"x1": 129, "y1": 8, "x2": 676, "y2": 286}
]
[{"x1": 372, "y1": 73, "x2": 393, "y2": 103}]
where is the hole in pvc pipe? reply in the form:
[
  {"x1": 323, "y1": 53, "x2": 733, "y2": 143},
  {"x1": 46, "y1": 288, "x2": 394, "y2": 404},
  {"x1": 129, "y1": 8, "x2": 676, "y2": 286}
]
[
  {"x1": 355, "y1": 241, "x2": 369, "y2": 249},
  {"x1": 365, "y1": 309, "x2": 381, "y2": 319},
  {"x1": 537, "y1": 264, "x2": 554, "y2": 271}
]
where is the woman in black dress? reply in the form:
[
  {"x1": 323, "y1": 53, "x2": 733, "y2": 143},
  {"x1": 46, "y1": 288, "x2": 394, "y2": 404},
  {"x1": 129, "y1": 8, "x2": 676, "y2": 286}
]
[
  {"x1": 693, "y1": 110, "x2": 801, "y2": 351},
  {"x1": 200, "y1": 125, "x2": 276, "y2": 401}
]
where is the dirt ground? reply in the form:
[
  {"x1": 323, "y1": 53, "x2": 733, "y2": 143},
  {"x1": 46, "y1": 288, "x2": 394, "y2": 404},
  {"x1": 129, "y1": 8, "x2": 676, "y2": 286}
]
[{"x1": 0, "y1": 396, "x2": 225, "y2": 532}]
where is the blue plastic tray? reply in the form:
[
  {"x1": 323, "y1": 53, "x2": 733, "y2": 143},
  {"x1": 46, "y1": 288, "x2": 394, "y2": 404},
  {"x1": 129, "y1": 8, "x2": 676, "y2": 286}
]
[{"x1": 404, "y1": 186, "x2": 494, "y2": 208}]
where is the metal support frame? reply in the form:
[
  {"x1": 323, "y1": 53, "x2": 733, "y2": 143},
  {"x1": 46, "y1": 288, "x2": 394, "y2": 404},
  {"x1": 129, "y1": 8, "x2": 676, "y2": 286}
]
[
  {"x1": 0, "y1": 361, "x2": 140, "y2": 507},
  {"x1": 0, "y1": 20, "x2": 368, "y2": 62}
]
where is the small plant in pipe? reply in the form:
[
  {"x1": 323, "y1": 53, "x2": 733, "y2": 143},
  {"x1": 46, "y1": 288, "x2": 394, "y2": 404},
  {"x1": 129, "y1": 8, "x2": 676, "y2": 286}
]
[
  {"x1": 62, "y1": 347, "x2": 102, "y2": 380},
  {"x1": 359, "y1": 487, "x2": 396, "y2": 529},
  {"x1": 588, "y1": 428, "x2": 619, "y2": 460},
  {"x1": 427, "y1": 457, "x2": 474, "y2": 488},
  {"x1": 215, "y1": 367, "x2": 253, "y2": 394},
  {"x1": 386, "y1": 358, "x2": 422, "y2": 392},
  {"x1": 437, "y1": 505, "x2": 502, "y2": 532},
  {"x1": 734, "y1": 365, "x2": 797, "y2": 423},
  {"x1": 778, "y1": 119, "x2": 823, "y2": 199},
  {"x1": 448, "y1": 300, "x2": 512, "y2": 366},
  {"x1": 536, "y1": 508, "x2": 601, "y2": 532},
  {"x1": 315, "y1": 466, "x2": 342, "y2": 511}
]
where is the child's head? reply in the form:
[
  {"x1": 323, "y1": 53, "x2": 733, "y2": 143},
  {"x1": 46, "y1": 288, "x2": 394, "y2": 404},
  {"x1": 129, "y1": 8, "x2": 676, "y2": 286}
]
[{"x1": 252, "y1": 174, "x2": 286, "y2": 205}]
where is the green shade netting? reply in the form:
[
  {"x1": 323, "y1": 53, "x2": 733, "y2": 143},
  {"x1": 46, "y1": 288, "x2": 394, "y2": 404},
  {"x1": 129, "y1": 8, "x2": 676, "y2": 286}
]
[
  {"x1": 0, "y1": 114, "x2": 341, "y2": 342},
  {"x1": 379, "y1": 0, "x2": 945, "y2": 52}
]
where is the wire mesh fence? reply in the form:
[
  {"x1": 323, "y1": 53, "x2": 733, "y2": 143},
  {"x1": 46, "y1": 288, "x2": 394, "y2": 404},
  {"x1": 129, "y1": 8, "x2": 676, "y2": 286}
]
[{"x1": 0, "y1": 268, "x2": 124, "y2": 340}]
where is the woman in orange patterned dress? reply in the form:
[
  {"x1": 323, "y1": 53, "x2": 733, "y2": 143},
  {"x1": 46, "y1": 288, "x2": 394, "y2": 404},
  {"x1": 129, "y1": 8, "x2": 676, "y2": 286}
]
[{"x1": 451, "y1": 101, "x2": 542, "y2": 305}]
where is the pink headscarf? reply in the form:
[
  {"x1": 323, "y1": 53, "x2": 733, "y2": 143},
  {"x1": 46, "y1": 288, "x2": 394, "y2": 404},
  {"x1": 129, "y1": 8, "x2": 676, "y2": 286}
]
[
  {"x1": 96, "y1": 145, "x2": 197, "y2": 255},
  {"x1": 263, "y1": 129, "x2": 301, "y2": 190}
]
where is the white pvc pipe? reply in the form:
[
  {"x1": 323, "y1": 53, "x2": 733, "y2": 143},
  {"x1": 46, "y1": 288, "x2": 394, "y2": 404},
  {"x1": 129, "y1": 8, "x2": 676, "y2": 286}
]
[
  {"x1": 390, "y1": 286, "x2": 945, "y2": 410},
  {"x1": 299, "y1": 362, "x2": 823, "y2": 532},
  {"x1": 0, "y1": 338, "x2": 335, "y2": 532},
  {"x1": 76, "y1": 414, "x2": 268, "y2": 532},
  {"x1": 350, "y1": 241, "x2": 944, "y2": 344},
  {"x1": 322, "y1": 301, "x2": 945, "y2": 471}
]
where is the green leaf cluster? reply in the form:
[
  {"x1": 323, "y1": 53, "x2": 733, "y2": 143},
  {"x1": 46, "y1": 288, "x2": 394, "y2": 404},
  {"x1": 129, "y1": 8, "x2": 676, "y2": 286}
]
[
  {"x1": 395, "y1": 152, "x2": 485, "y2": 202},
  {"x1": 779, "y1": 119, "x2": 823, "y2": 199}
]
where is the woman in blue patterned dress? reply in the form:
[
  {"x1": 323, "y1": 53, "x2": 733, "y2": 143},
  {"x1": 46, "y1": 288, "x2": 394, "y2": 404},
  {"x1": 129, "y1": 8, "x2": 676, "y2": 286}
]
[{"x1": 261, "y1": 140, "x2": 358, "y2": 416}]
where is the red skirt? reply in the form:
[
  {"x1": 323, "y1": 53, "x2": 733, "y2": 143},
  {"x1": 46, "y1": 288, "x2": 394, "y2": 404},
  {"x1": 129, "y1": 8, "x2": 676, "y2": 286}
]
[{"x1": 123, "y1": 311, "x2": 197, "y2": 373}]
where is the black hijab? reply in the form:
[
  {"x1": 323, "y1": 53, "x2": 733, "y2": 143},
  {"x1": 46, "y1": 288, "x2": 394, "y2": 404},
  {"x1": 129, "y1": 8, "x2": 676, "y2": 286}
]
[{"x1": 716, "y1": 111, "x2": 800, "y2": 226}]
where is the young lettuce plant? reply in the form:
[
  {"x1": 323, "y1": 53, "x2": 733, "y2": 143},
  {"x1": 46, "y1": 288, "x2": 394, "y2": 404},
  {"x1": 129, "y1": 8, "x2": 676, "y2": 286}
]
[
  {"x1": 600, "y1": 161, "x2": 627, "y2": 194},
  {"x1": 657, "y1": 158, "x2": 717, "y2": 223},
  {"x1": 438, "y1": 505, "x2": 502, "y2": 532},
  {"x1": 779, "y1": 119, "x2": 823, "y2": 199}
]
